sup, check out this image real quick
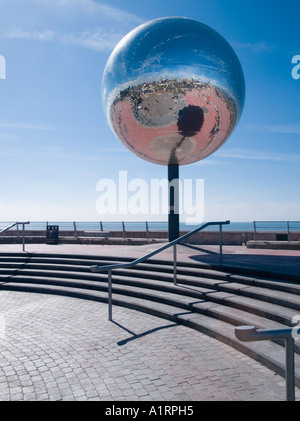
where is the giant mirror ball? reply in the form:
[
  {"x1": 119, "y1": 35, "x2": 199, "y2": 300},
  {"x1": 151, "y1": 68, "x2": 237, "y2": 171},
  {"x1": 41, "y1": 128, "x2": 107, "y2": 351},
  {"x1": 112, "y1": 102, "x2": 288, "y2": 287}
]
[{"x1": 102, "y1": 17, "x2": 245, "y2": 166}]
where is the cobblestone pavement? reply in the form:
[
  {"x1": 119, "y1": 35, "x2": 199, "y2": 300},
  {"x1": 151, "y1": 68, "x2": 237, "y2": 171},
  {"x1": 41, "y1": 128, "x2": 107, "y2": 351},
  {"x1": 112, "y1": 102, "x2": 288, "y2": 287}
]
[{"x1": 0, "y1": 291, "x2": 299, "y2": 401}]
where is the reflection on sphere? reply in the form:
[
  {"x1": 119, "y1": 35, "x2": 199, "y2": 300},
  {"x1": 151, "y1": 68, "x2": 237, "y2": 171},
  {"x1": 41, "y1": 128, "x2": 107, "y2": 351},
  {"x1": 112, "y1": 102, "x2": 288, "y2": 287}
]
[{"x1": 102, "y1": 17, "x2": 245, "y2": 166}]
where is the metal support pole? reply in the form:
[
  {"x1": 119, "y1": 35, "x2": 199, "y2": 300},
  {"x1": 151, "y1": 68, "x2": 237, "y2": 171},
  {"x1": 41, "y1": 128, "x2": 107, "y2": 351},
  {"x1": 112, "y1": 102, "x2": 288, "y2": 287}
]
[
  {"x1": 235, "y1": 326, "x2": 296, "y2": 401},
  {"x1": 108, "y1": 269, "x2": 112, "y2": 321},
  {"x1": 168, "y1": 164, "x2": 179, "y2": 242},
  {"x1": 145, "y1": 221, "x2": 149, "y2": 239},
  {"x1": 22, "y1": 223, "x2": 25, "y2": 252},
  {"x1": 253, "y1": 221, "x2": 256, "y2": 241},
  {"x1": 73, "y1": 221, "x2": 77, "y2": 238},
  {"x1": 122, "y1": 221, "x2": 125, "y2": 239},
  {"x1": 219, "y1": 223, "x2": 223, "y2": 262},
  {"x1": 173, "y1": 244, "x2": 177, "y2": 285},
  {"x1": 285, "y1": 336, "x2": 295, "y2": 401}
]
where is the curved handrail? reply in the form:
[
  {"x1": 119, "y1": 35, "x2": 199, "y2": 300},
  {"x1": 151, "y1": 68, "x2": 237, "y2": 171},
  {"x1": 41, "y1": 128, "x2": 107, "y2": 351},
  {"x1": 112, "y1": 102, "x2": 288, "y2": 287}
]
[
  {"x1": 90, "y1": 220, "x2": 230, "y2": 272},
  {"x1": 90, "y1": 220, "x2": 230, "y2": 321}
]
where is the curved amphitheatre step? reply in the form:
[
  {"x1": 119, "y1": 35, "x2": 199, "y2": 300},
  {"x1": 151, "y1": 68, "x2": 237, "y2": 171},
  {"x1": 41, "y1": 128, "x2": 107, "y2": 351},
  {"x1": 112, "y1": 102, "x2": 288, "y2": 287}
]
[{"x1": 0, "y1": 252, "x2": 299, "y2": 387}]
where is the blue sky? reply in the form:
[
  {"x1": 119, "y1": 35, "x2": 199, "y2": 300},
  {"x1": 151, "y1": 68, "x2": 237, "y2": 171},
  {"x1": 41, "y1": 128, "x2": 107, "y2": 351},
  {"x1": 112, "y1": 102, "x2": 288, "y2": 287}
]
[{"x1": 0, "y1": 0, "x2": 299, "y2": 223}]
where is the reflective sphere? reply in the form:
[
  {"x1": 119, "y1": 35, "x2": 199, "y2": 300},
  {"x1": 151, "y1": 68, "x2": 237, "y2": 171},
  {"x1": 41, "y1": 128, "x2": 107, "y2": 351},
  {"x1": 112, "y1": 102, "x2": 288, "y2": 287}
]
[{"x1": 102, "y1": 17, "x2": 245, "y2": 166}]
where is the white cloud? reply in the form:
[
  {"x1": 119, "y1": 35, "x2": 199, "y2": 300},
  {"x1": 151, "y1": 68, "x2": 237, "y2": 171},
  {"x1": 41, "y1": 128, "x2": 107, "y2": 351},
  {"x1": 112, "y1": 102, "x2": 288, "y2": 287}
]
[
  {"x1": 4, "y1": 27, "x2": 125, "y2": 52},
  {"x1": 232, "y1": 40, "x2": 276, "y2": 54},
  {"x1": 3, "y1": 25, "x2": 125, "y2": 51},
  {"x1": 0, "y1": 122, "x2": 58, "y2": 130},
  {"x1": 4, "y1": 28, "x2": 55, "y2": 41},
  {"x1": 205, "y1": 199, "x2": 300, "y2": 222},
  {"x1": 30, "y1": 0, "x2": 142, "y2": 23},
  {"x1": 0, "y1": 201, "x2": 99, "y2": 221},
  {"x1": 1, "y1": 1, "x2": 143, "y2": 51},
  {"x1": 215, "y1": 148, "x2": 300, "y2": 163},
  {"x1": 4, "y1": 27, "x2": 123, "y2": 51},
  {"x1": 2, "y1": 0, "x2": 142, "y2": 22},
  {"x1": 90, "y1": 2, "x2": 142, "y2": 24},
  {"x1": 59, "y1": 29, "x2": 125, "y2": 52},
  {"x1": 242, "y1": 124, "x2": 300, "y2": 134},
  {"x1": 0, "y1": 133, "x2": 20, "y2": 141}
]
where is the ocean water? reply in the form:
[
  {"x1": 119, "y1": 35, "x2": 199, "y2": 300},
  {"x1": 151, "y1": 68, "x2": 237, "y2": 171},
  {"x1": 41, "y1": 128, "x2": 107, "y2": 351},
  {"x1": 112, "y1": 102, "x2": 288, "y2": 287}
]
[{"x1": 1, "y1": 220, "x2": 300, "y2": 232}]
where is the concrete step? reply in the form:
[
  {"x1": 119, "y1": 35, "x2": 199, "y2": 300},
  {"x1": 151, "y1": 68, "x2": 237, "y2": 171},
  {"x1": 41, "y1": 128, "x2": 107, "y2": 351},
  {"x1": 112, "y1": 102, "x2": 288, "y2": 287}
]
[
  {"x1": 0, "y1": 269, "x2": 298, "y2": 347},
  {"x1": 0, "y1": 251, "x2": 300, "y2": 388},
  {"x1": 1, "y1": 251, "x2": 299, "y2": 288},
  {"x1": 0, "y1": 254, "x2": 299, "y2": 294},
  {"x1": 0, "y1": 263, "x2": 299, "y2": 316},
  {"x1": 1, "y1": 251, "x2": 300, "y2": 283},
  {"x1": 0, "y1": 270, "x2": 293, "y2": 329},
  {"x1": 0, "y1": 255, "x2": 299, "y2": 325}
]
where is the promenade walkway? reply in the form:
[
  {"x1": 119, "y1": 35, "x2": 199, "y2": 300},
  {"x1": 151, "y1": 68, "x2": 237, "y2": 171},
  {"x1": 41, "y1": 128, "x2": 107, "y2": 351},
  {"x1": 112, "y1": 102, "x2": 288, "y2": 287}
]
[{"x1": 0, "y1": 243, "x2": 299, "y2": 401}]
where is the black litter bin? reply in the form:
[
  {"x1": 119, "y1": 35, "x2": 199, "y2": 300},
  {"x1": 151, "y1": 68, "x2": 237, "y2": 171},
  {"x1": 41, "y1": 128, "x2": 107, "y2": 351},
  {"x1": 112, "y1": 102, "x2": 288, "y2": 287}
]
[
  {"x1": 276, "y1": 233, "x2": 288, "y2": 241},
  {"x1": 46, "y1": 225, "x2": 59, "y2": 245}
]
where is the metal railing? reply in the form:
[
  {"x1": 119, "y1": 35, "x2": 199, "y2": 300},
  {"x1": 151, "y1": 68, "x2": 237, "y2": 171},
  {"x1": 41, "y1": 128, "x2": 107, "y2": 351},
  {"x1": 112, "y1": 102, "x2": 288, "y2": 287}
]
[
  {"x1": 235, "y1": 325, "x2": 298, "y2": 401},
  {"x1": 0, "y1": 221, "x2": 30, "y2": 251},
  {"x1": 0, "y1": 221, "x2": 171, "y2": 239},
  {"x1": 253, "y1": 220, "x2": 300, "y2": 241},
  {"x1": 90, "y1": 220, "x2": 230, "y2": 321}
]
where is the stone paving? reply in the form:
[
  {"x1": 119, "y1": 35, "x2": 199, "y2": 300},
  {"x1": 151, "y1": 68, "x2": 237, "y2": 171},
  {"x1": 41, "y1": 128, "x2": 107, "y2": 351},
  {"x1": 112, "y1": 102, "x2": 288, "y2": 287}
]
[{"x1": 0, "y1": 290, "x2": 299, "y2": 401}]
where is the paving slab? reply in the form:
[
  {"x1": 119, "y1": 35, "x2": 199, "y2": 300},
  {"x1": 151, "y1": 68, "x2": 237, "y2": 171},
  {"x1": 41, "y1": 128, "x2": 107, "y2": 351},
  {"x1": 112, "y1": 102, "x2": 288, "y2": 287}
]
[{"x1": 0, "y1": 291, "x2": 299, "y2": 401}]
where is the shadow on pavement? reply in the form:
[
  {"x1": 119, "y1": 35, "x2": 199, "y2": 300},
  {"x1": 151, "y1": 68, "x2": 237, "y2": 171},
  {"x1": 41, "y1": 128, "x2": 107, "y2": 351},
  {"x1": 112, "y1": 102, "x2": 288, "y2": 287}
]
[
  {"x1": 189, "y1": 253, "x2": 300, "y2": 280},
  {"x1": 113, "y1": 321, "x2": 178, "y2": 346}
]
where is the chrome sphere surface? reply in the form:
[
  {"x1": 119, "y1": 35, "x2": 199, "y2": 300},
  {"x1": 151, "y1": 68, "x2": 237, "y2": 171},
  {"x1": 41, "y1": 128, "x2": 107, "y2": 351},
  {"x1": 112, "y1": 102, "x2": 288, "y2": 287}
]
[{"x1": 102, "y1": 17, "x2": 245, "y2": 166}]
